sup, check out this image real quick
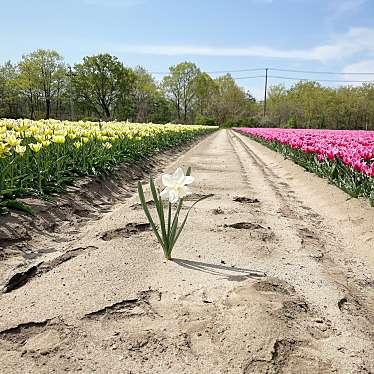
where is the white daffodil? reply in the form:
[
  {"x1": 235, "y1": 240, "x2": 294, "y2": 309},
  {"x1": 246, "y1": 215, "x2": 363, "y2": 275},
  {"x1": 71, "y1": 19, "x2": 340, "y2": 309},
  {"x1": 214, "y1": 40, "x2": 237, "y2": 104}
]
[
  {"x1": 160, "y1": 167, "x2": 194, "y2": 203},
  {"x1": 138, "y1": 166, "x2": 211, "y2": 260}
]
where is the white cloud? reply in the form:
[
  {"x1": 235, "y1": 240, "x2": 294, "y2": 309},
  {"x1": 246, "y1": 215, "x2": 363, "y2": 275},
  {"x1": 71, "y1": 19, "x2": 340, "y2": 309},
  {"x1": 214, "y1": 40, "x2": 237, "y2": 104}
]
[
  {"x1": 115, "y1": 27, "x2": 374, "y2": 62},
  {"x1": 343, "y1": 60, "x2": 374, "y2": 85}
]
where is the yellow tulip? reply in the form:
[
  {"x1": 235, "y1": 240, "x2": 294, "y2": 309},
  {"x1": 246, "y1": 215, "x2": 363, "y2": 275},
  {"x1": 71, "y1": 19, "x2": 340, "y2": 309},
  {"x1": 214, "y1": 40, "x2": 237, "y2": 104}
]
[
  {"x1": 6, "y1": 134, "x2": 21, "y2": 147},
  {"x1": 0, "y1": 142, "x2": 10, "y2": 157},
  {"x1": 15, "y1": 145, "x2": 27, "y2": 155},
  {"x1": 29, "y1": 143, "x2": 43, "y2": 152},
  {"x1": 52, "y1": 135, "x2": 66, "y2": 144}
]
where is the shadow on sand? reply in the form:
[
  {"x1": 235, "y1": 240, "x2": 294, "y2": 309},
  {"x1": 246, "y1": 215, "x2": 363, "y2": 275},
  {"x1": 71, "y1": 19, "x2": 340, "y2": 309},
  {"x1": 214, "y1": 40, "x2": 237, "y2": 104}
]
[{"x1": 172, "y1": 258, "x2": 266, "y2": 282}]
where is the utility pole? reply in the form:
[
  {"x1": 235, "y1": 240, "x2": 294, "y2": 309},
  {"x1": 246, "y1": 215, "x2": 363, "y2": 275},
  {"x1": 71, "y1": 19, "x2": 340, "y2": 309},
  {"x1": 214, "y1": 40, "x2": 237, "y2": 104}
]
[{"x1": 263, "y1": 68, "x2": 268, "y2": 117}]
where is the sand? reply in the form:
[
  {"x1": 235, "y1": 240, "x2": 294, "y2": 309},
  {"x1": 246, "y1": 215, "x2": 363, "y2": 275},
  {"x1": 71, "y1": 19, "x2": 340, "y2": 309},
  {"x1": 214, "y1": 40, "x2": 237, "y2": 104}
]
[{"x1": 0, "y1": 129, "x2": 373, "y2": 373}]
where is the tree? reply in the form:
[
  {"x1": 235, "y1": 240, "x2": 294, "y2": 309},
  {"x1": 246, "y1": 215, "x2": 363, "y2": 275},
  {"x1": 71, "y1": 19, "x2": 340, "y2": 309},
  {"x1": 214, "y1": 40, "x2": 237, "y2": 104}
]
[
  {"x1": 0, "y1": 61, "x2": 21, "y2": 118},
  {"x1": 210, "y1": 74, "x2": 249, "y2": 124},
  {"x1": 193, "y1": 72, "x2": 218, "y2": 116},
  {"x1": 132, "y1": 66, "x2": 159, "y2": 122},
  {"x1": 17, "y1": 57, "x2": 40, "y2": 119},
  {"x1": 72, "y1": 53, "x2": 135, "y2": 120},
  {"x1": 162, "y1": 62, "x2": 201, "y2": 122},
  {"x1": 267, "y1": 84, "x2": 291, "y2": 126},
  {"x1": 17, "y1": 49, "x2": 66, "y2": 119}
]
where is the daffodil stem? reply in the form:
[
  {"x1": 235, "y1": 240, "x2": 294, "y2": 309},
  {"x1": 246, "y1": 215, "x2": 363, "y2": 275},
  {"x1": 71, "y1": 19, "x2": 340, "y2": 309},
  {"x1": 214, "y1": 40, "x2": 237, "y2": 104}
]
[{"x1": 167, "y1": 202, "x2": 172, "y2": 238}]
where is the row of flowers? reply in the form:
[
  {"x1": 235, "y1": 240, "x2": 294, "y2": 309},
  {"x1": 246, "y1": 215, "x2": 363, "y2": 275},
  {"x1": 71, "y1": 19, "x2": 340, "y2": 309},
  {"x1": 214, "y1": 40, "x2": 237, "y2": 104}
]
[
  {"x1": 236, "y1": 128, "x2": 374, "y2": 177},
  {"x1": 235, "y1": 127, "x2": 374, "y2": 204},
  {"x1": 0, "y1": 119, "x2": 216, "y2": 197}
]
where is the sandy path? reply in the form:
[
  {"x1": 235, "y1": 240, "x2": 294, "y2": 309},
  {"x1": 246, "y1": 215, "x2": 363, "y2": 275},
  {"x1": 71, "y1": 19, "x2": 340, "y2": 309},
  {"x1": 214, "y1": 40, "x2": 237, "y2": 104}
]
[{"x1": 0, "y1": 129, "x2": 373, "y2": 373}]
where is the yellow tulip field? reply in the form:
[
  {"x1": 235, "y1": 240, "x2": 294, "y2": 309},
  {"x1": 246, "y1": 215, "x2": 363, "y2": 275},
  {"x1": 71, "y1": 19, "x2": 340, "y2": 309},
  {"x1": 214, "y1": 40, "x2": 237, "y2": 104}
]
[{"x1": 0, "y1": 119, "x2": 216, "y2": 197}]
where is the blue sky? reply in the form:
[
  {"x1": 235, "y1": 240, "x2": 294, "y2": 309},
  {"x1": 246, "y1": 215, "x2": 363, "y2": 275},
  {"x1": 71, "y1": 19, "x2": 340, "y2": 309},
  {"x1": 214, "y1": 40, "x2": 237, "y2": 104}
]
[{"x1": 1, "y1": 0, "x2": 374, "y2": 99}]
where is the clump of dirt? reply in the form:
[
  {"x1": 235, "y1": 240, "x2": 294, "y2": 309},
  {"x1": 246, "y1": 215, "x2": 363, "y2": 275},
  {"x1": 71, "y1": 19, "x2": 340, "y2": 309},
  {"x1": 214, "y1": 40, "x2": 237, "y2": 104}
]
[
  {"x1": 224, "y1": 222, "x2": 266, "y2": 230},
  {"x1": 222, "y1": 222, "x2": 275, "y2": 242},
  {"x1": 100, "y1": 223, "x2": 150, "y2": 241},
  {"x1": 233, "y1": 196, "x2": 260, "y2": 204},
  {"x1": 212, "y1": 207, "x2": 225, "y2": 215},
  {"x1": 281, "y1": 299, "x2": 310, "y2": 320},
  {"x1": 253, "y1": 278, "x2": 295, "y2": 295}
]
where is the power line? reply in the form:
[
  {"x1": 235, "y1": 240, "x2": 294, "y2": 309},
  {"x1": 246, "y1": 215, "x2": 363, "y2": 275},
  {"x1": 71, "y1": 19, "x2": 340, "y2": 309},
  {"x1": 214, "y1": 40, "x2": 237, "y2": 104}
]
[
  {"x1": 205, "y1": 68, "x2": 265, "y2": 74},
  {"x1": 268, "y1": 75, "x2": 374, "y2": 83},
  {"x1": 231, "y1": 74, "x2": 374, "y2": 83},
  {"x1": 233, "y1": 75, "x2": 265, "y2": 80},
  {"x1": 270, "y1": 68, "x2": 374, "y2": 76},
  {"x1": 151, "y1": 67, "x2": 265, "y2": 75},
  {"x1": 151, "y1": 67, "x2": 374, "y2": 76}
]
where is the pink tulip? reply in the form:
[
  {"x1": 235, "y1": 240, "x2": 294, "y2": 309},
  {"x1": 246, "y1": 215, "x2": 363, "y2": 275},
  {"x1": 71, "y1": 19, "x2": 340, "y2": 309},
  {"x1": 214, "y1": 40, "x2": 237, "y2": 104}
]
[{"x1": 236, "y1": 127, "x2": 374, "y2": 178}]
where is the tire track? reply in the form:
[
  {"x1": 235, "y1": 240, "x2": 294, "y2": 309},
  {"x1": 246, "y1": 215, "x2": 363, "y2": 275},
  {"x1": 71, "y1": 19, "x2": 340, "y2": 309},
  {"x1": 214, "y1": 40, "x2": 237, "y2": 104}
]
[{"x1": 229, "y1": 130, "x2": 374, "y2": 373}]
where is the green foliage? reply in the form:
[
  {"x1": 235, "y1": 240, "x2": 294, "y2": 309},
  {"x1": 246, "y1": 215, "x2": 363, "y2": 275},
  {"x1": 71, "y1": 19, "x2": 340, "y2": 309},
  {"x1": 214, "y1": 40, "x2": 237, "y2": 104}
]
[
  {"x1": 72, "y1": 54, "x2": 135, "y2": 120},
  {"x1": 0, "y1": 50, "x2": 261, "y2": 126},
  {"x1": 79, "y1": 116, "x2": 100, "y2": 122},
  {"x1": 284, "y1": 117, "x2": 297, "y2": 129},
  {"x1": 210, "y1": 74, "x2": 259, "y2": 126},
  {"x1": 162, "y1": 62, "x2": 201, "y2": 123},
  {"x1": 221, "y1": 117, "x2": 259, "y2": 128},
  {"x1": 267, "y1": 81, "x2": 374, "y2": 130},
  {"x1": 0, "y1": 199, "x2": 34, "y2": 215},
  {"x1": 17, "y1": 49, "x2": 66, "y2": 119},
  {"x1": 195, "y1": 114, "x2": 216, "y2": 126}
]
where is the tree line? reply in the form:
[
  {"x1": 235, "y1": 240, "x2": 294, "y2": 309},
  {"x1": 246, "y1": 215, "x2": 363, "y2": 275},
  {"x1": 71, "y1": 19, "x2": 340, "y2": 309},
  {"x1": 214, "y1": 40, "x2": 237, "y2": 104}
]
[
  {"x1": 266, "y1": 81, "x2": 374, "y2": 130},
  {"x1": 0, "y1": 49, "x2": 257, "y2": 126},
  {"x1": 1, "y1": 49, "x2": 373, "y2": 130}
]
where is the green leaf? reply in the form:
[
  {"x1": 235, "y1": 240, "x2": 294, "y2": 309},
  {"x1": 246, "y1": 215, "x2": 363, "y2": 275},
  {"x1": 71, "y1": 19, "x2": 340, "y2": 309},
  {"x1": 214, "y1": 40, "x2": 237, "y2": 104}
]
[
  {"x1": 169, "y1": 197, "x2": 184, "y2": 247},
  {"x1": 168, "y1": 214, "x2": 178, "y2": 259},
  {"x1": 149, "y1": 176, "x2": 168, "y2": 251},
  {"x1": 137, "y1": 181, "x2": 165, "y2": 251},
  {"x1": 0, "y1": 200, "x2": 35, "y2": 215}
]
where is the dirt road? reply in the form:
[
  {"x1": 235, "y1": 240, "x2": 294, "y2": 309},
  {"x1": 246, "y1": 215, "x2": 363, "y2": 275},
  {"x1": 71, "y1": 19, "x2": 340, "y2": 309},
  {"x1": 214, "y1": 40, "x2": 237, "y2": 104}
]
[{"x1": 0, "y1": 129, "x2": 373, "y2": 373}]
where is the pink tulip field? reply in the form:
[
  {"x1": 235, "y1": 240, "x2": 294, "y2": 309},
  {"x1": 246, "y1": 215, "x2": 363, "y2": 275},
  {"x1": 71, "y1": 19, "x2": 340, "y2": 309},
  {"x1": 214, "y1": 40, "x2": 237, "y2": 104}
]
[{"x1": 235, "y1": 128, "x2": 374, "y2": 205}]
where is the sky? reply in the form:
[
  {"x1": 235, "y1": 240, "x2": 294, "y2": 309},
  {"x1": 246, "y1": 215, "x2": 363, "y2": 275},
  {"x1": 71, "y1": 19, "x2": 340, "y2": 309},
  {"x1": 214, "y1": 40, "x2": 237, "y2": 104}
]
[{"x1": 1, "y1": 0, "x2": 374, "y2": 99}]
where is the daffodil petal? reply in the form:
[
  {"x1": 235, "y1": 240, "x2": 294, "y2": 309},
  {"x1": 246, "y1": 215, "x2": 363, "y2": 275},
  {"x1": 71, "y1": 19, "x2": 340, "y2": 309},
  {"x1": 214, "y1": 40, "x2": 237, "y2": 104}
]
[
  {"x1": 168, "y1": 190, "x2": 179, "y2": 203},
  {"x1": 160, "y1": 187, "x2": 169, "y2": 200},
  {"x1": 173, "y1": 167, "x2": 185, "y2": 183},
  {"x1": 162, "y1": 174, "x2": 173, "y2": 187},
  {"x1": 183, "y1": 176, "x2": 194, "y2": 185}
]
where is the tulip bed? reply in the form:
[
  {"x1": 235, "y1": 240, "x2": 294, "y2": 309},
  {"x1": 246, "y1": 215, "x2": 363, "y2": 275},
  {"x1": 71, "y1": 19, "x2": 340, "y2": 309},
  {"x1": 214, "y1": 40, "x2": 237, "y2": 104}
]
[
  {"x1": 0, "y1": 119, "x2": 216, "y2": 199},
  {"x1": 235, "y1": 128, "x2": 374, "y2": 205}
]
